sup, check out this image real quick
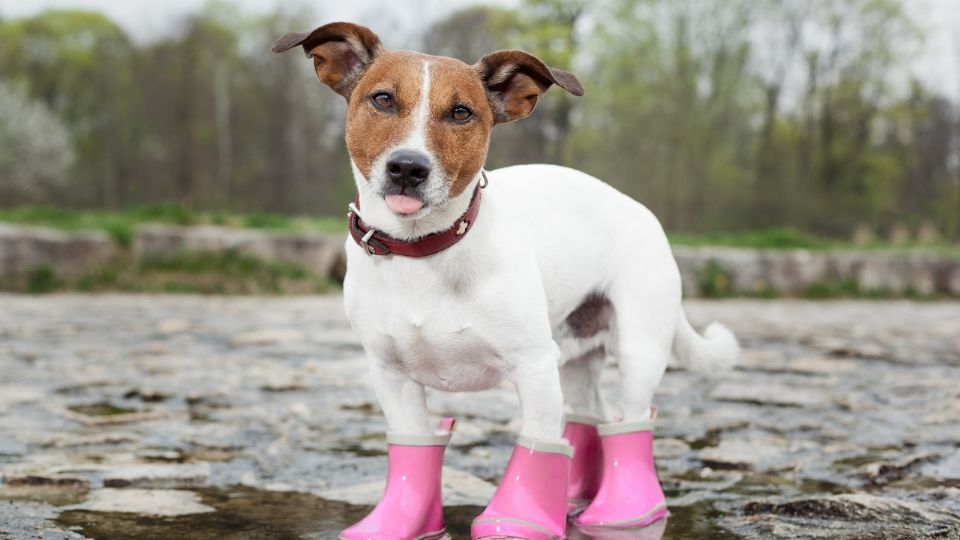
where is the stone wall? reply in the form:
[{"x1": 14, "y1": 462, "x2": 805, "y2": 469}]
[
  {"x1": 133, "y1": 225, "x2": 346, "y2": 280},
  {"x1": 1, "y1": 223, "x2": 958, "y2": 297},
  {"x1": 0, "y1": 223, "x2": 118, "y2": 279},
  {"x1": 673, "y1": 246, "x2": 960, "y2": 298}
]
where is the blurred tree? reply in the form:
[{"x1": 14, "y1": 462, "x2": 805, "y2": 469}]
[
  {"x1": 238, "y1": 8, "x2": 349, "y2": 214},
  {"x1": 576, "y1": 0, "x2": 756, "y2": 230},
  {"x1": 134, "y1": 3, "x2": 246, "y2": 208},
  {"x1": 508, "y1": 0, "x2": 586, "y2": 165},
  {"x1": 422, "y1": 5, "x2": 518, "y2": 61},
  {"x1": 0, "y1": 10, "x2": 136, "y2": 207},
  {"x1": 0, "y1": 1, "x2": 954, "y2": 241},
  {"x1": 751, "y1": 0, "x2": 808, "y2": 228},
  {"x1": 787, "y1": 0, "x2": 921, "y2": 235},
  {"x1": 0, "y1": 82, "x2": 75, "y2": 202}
]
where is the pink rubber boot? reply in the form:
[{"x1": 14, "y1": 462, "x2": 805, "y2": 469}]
[
  {"x1": 563, "y1": 414, "x2": 603, "y2": 516},
  {"x1": 471, "y1": 436, "x2": 573, "y2": 540},
  {"x1": 575, "y1": 419, "x2": 668, "y2": 530},
  {"x1": 340, "y1": 418, "x2": 455, "y2": 540}
]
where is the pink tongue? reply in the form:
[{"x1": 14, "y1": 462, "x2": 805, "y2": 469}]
[{"x1": 384, "y1": 194, "x2": 424, "y2": 214}]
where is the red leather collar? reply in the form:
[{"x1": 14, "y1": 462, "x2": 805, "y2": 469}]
[{"x1": 348, "y1": 179, "x2": 484, "y2": 257}]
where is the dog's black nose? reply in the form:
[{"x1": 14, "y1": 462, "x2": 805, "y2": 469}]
[{"x1": 386, "y1": 151, "x2": 431, "y2": 189}]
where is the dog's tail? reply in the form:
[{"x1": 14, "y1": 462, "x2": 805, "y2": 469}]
[{"x1": 672, "y1": 308, "x2": 739, "y2": 374}]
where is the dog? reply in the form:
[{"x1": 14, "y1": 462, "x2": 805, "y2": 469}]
[{"x1": 274, "y1": 22, "x2": 739, "y2": 540}]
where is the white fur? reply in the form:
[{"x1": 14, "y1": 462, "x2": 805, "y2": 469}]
[
  {"x1": 405, "y1": 61, "x2": 433, "y2": 159},
  {"x1": 343, "y1": 161, "x2": 740, "y2": 442}
]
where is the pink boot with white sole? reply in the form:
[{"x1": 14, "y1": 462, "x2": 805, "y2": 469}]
[
  {"x1": 471, "y1": 436, "x2": 573, "y2": 540},
  {"x1": 340, "y1": 418, "x2": 455, "y2": 540},
  {"x1": 575, "y1": 419, "x2": 668, "y2": 530},
  {"x1": 563, "y1": 414, "x2": 603, "y2": 516}
]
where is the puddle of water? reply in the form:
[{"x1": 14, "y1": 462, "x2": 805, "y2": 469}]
[
  {"x1": 1, "y1": 486, "x2": 88, "y2": 507},
  {"x1": 658, "y1": 502, "x2": 742, "y2": 540},
  {"x1": 57, "y1": 488, "x2": 372, "y2": 539},
  {"x1": 68, "y1": 402, "x2": 137, "y2": 416},
  {"x1": 53, "y1": 486, "x2": 742, "y2": 539},
  {"x1": 726, "y1": 474, "x2": 852, "y2": 498},
  {"x1": 329, "y1": 444, "x2": 387, "y2": 458}
]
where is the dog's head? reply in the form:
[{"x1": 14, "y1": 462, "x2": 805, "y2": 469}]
[{"x1": 273, "y1": 22, "x2": 583, "y2": 218}]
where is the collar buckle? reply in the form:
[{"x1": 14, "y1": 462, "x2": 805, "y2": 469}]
[
  {"x1": 348, "y1": 202, "x2": 381, "y2": 256},
  {"x1": 360, "y1": 229, "x2": 377, "y2": 255}
]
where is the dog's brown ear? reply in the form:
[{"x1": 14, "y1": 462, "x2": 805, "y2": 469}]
[
  {"x1": 272, "y1": 22, "x2": 384, "y2": 100},
  {"x1": 474, "y1": 50, "x2": 584, "y2": 124}
]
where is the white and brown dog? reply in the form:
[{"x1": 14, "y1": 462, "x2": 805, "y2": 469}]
[{"x1": 274, "y1": 22, "x2": 739, "y2": 540}]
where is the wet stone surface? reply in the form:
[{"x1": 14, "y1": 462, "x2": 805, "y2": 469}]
[{"x1": 0, "y1": 294, "x2": 958, "y2": 539}]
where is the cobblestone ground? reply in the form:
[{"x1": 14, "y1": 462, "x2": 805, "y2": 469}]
[{"x1": 0, "y1": 294, "x2": 958, "y2": 539}]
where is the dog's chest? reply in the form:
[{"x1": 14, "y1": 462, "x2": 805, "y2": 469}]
[{"x1": 345, "y1": 262, "x2": 511, "y2": 392}]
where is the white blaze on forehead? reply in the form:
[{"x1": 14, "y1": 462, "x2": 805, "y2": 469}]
[{"x1": 400, "y1": 59, "x2": 432, "y2": 160}]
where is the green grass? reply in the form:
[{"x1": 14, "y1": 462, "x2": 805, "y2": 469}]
[
  {"x1": 669, "y1": 227, "x2": 839, "y2": 250},
  {"x1": 804, "y1": 279, "x2": 862, "y2": 299},
  {"x1": 0, "y1": 204, "x2": 345, "y2": 247},
  {"x1": 669, "y1": 227, "x2": 960, "y2": 256}
]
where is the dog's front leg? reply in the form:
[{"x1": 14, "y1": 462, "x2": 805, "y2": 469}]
[
  {"x1": 510, "y1": 343, "x2": 564, "y2": 441},
  {"x1": 472, "y1": 342, "x2": 571, "y2": 539},
  {"x1": 341, "y1": 359, "x2": 452, "y2": 540},
  {"x1": 368, "y1": 360, "x2": 430, "y2": 434}
]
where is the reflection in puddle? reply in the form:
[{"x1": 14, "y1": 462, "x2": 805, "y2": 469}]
[
  {"x1": 570, "y1": 518, "x2": 667, "y2": 539},
  {"x1": 52, "y1": 486, "x2": 742, "y2": 539}
]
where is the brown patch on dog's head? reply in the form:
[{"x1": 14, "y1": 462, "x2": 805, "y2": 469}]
[
  {"x1": 275, "y1": 24, "x2": 584, "y2": 212},
  {"x1": 345, "y1": 51, "x2": 427, "y2": 181},
  {"x1": 423, "y1": 56, "x2": 494, "y2": 197},
  {"x1": 344, "y1": 51, "x2": 496, "y2": 198}
]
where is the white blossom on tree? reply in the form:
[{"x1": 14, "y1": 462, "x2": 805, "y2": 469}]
[{"x1": 0, "y1": 82, "x2": 75, "y2": 202}]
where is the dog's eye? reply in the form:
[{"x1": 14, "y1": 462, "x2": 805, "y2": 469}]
[
  {"x1": 371, "y1": 92, "x2": 395, "y2": 112},
  {"x1": 450, "y1": 105, "x2": 473, "y2": 123}
]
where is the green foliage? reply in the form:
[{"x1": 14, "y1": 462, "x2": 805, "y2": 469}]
[
  {"x1": 141, "y1": 251, "x2": 306, "y2": 278},
  {"x1": 70, "y1": 252, "x2": 334, "y2": 295},
  {"x1": 698, "y1": 260, "x2": 781, "y2": 299},
  {"x1": 243, "y1": 212, "x2": 296, "y2": 230},
  {"x1": 699, "y1": 261, "x2": 733, "y2": 298},
  {"x1": 133, "y1": 251, "x2": 333, "y2": 295},
  {"x1": 126, "y1": 203, "x2": 199, "y2": 226},
  {"x1": 27, "y1": 266, "x2": 59, "y2": 294},
  {"x1": 804, "y1": 279, "x2": 862, "y2": 299}
]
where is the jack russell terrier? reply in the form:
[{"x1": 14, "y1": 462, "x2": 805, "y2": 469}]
[{"x1": 274, "y1": 21, "x2": 739, "y2": 540}]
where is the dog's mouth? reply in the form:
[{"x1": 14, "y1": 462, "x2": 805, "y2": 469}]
[{"x1": 384, "y1": 194, "x2": 424, "y2": 215}]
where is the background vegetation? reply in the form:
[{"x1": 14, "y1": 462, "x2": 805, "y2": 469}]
[{"x1": 1, "y1": 0, "x2": 958, "y2": 242}]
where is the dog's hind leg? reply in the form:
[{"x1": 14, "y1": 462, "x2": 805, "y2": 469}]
[
  {"x1": 610, "y1": 271, "x2": 680, "y2": 422},
  {"x1": 574, "y1": 277, "x2": 678, "y2": 529},
  {"x1": 560, "y1": 349, "x2": 609, "y2": 515},
  {"x1": 614, "y1": 324, "x2": 674, "y2": 422},
  {"x1": 560, "y1": 349, "x2": 610, "y2": 421}
]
